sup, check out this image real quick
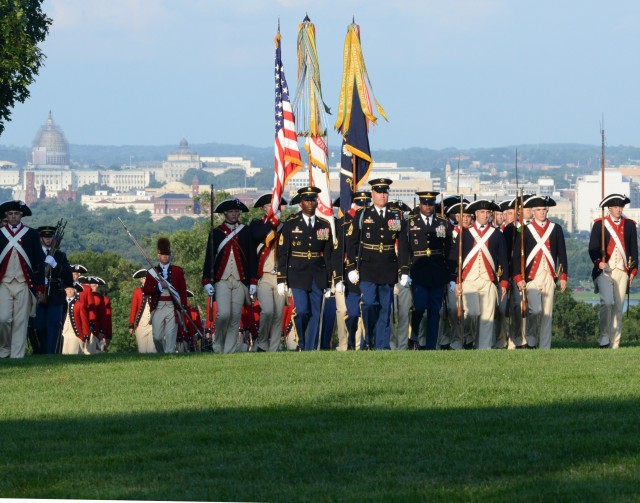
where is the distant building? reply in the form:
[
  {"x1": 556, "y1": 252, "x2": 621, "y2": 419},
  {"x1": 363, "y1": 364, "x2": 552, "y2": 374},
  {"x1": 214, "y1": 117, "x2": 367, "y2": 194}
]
[
  {"x1": 30, "y1": 112, "x2": 70, "y2": 169},
  {"x1": 575, "y1": 171, "x2": 632, "y2": 232},
  {"x1": 160, "y1": 138, "x2": 202, "y2": 183}
]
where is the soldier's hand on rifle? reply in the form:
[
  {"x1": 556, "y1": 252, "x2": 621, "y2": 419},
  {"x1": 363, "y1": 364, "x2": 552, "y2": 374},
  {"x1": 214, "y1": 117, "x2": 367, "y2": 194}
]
[
  {"x1": 348, "y1": 270, "x2": 359, "y2": 285},
  {"x1": 449, "y1": 281, "x2": 456, "y2": 293},
  {"x1": 204, "y1": 284, "x2": 215, "y2": 296},
  {"x1": 44, "y1": 255, "x2": 57, "y2": 268},
  {"x1": 249, "y1": 284, "x2": 257, "y2": 297},
  {"x1": 517, "y1": 280, "x2": 526, "y2": 291},
  {"x1": 335, "y1": 281, "x2": 345, "y2": 294},
  {"x1": 455, "y1": 283, "x2": 462, "y2": 297},
  {"x1": 559, "y1": 279, "x2": 567, "y2": 293},
  {"x1": 324, "y1": 288, "x2": 331, "y2": 298},
  {"x1": 277, "y1": 283, "x2": 287, "y2": 296},
  {"x1": 399, "y1": 274, "x2": 411, "y2": 287}
]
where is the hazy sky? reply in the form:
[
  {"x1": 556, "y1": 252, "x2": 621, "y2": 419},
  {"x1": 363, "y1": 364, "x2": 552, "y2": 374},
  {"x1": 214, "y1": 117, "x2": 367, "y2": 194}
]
[{"x1": 1, "y1": 0, "x2": 639, "y2": 151}]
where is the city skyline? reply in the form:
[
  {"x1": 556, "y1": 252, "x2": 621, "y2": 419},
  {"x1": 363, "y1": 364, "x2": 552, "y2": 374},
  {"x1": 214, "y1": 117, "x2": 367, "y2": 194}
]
[{"x1": 1, "y1": 0, "x2": 640, "y2": 151}]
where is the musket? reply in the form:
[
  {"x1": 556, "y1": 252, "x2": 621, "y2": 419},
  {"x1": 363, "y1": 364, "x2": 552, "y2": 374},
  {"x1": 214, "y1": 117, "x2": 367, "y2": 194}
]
[
  {"x1": 600, "y1": 119, "x2": 606, "y2": 263},
  {"x1": 208, "y1": 184, "x2": 216, "y2": 326},
  {"x1": 41, "y1": 218, "x2": 67, "y2": 305},
  {"x1": 456, "y1": 193, "x2": 464, "y2": 340},
  {"x1": 117, "y1": 218, "x2": 203, "y2": 340},
  {"x1": 519, "y1": 187, "x2": 528, "y2": 320}
]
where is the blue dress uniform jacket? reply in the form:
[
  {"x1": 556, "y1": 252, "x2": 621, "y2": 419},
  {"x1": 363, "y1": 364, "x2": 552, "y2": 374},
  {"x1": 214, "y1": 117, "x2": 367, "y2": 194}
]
[
  {"x1": 398, "y1": 213, "x2": 452, "y2": 287},
  {"x1": 332, "y1": 214, "x2": 360, "y2": 294},
  {"x1": 277, "y1": 212, "x2": 333, "y2": 291},
  {"x1": 346, "y1": 205, "x2": 403, "y2": 285}
]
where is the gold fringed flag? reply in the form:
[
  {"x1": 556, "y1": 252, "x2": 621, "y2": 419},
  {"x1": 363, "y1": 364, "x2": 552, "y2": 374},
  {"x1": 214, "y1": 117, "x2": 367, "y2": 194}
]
[
  {"x1": 293, "y1": 15, "x2": 335, "y2": 240},
  {"x1": 335, "y1": 21, "x2": 387, "y2": 213}
]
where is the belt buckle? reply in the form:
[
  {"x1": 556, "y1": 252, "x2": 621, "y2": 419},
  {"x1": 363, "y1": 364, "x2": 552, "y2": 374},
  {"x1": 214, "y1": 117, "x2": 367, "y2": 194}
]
[
  {"x1": 307, "y1": 250, "x2": 311, "y2": 259},
  {"x1": 379, "y1": 243, "x2": 383, "y2": 253},
  {"x1": 426, "y1": 248, "x2": 431, "y2": 257}
]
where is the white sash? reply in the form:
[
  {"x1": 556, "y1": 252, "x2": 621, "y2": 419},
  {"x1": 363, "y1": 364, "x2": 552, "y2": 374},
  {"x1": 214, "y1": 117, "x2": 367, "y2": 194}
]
[
  {"x1": 147, "y1": 267, "x2": 181, "y2": 304},
  {"x1": 217, "y1": 224, "x2": 245, "y2": 254},
  {"x1": 462, "y1": 227, "x2": 495, "y2": 272},
  {"x1": 603, "y1": 219, "x2": 627, "y2": 268},
  {"x1": 0, "y1": 226, "x2": 32, "y2": 269},
  {"x1": 525, "y1": 222, "x2": 556, "y2": 270}
]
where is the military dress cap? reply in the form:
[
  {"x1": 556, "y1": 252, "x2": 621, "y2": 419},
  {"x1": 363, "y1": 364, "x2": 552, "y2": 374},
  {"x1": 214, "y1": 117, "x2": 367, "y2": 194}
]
[
  {"x1": 523, "y1": 195, "x2": 556, "y2": 208},
  {"x1": 132, "y1": 268, "x2": 147, "y2": 279},
  {"x1": 215, "y1": 198, "x2": 249, "y2": 213},
  {"x1": 600, "y1": 193, "x2": 631, "y2": 208},
  {"x1": 38, "y1": 225, "x2": 57, "y2": 237},
  {"x1": 157, "y1": 237, "x2": 171, "y2": 255},
  {"x1": 70, "y1": 264, "x2": 88, "y2": 273},
  {"x1": 390, "y1": 200, "x2": 411, "y2": 212},
  {"x1": 253, "y1": 193, "x2": 287, "y2": 208},
  {"x1": 467, "y1": 199, "x2": 501, "y2": 213},
  {"x1": 416, "y1": 191, "x2": 440, "y2": 204},
  {"x1": 353, "y1": 190, "x2": 372, "y2": 201},
  {"x1": 369, "y1": 178, "x2": 393, "y2": 193},
  {"x1": 296, "y1": 186, "x2": 322, "y2": 201},
  {"x1": 0, "y1": 200, "x2": 32, "y2": 217}
]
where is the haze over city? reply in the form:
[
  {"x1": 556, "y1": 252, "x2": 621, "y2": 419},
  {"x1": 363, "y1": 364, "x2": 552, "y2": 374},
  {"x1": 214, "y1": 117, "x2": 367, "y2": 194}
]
[{"x1": 1, "y1": 0, "x2": 639, "y2": 151}]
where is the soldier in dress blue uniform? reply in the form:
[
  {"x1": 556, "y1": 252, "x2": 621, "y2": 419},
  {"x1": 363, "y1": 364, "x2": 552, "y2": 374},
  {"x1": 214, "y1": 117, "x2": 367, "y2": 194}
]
[
  {"x1": 346, "y1": 178, "x2": 403, "y2": 350},
  {"x1": 277, "y1": 186, "x2": 333, "y2": 351},
  {"x1": 32, "y1": 225, "x2": 73, "y2": 354},
  {"x1": 399, "y1": 191, "x2": 453, "y2": 350}
]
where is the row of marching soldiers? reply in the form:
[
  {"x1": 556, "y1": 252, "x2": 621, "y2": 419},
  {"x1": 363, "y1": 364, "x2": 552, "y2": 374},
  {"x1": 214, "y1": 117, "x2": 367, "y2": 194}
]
[{"x1": 177, "y1": 181, "x2": 633, "y2": 353}]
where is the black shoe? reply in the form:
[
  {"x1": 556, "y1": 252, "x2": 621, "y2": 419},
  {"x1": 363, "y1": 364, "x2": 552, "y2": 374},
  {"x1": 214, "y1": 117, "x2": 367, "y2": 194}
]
[
  {"x1": 408, "y1": 340, "x2": 418, "y2": 350},
  {"x1": 418, "y1": 345, "x2": 427, "y2": 351},
  {"x1": 525, "y1": 344, "x2": 537, "y2": 349},
  {"x1": 463, "y1": 342, "x2": 474, "y2": 350},
  {"x1": 515, "y1": 345, "x2": 526, "y2": 349},
  {"x1": 256, "y1": 347, "x2": 266, "y2": 352},
  {"x1": 439, "y1": 344, "x2": 451, "y2": 350},
  {"x1": 599, "y1": 344, "x2": 610, "y2": 349}
]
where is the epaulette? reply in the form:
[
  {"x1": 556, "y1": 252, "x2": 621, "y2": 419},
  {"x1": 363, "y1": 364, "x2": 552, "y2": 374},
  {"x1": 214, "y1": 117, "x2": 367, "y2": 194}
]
[
  {"x1": 407, "y1": 214, "x2": 418, "y2": 221},
  {"x1": 594, "y1": 217, "x2": 603, "y2": 223},
  {"x1": 286, "y1": 214, "x2": 299, "y2": 222}
]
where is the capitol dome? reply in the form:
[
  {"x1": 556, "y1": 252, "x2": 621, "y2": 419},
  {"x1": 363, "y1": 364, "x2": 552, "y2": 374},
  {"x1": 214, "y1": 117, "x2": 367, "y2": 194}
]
[{"x1": 31, "y1": 111, "x2": 70, "y2": 167}]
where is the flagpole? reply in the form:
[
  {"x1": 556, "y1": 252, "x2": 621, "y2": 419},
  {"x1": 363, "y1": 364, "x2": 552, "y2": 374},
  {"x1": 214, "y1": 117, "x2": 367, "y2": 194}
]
[{"x1": 601, "y1": 116, "x2": 606, "y2": 262}]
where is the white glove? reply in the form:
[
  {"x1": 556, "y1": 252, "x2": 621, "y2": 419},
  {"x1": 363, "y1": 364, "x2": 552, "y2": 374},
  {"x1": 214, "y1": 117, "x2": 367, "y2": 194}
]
[
  {"x1": 44, "y1": 255, "x2": 57, "y2": 268},
  {"x1": 249, "y1": 284, "x2": 257, "y2": 296},
  {"x1": 400, "y1": 274, "x2": 410, "y2": 287},
  {"x1": 449, "y1": 281, "x2": 456, "y2": 293},
  {"x1": 348, "y1": 270, "x2": 359, "y2": 285},
  {"x1": 324, "y1": 288, "x2": 331, "y2": 298},
  {"x1": 335, "y1": 281, "x2": 345, "y2": 294},
  {"x1": 277, "y1": 283, "x2": 287, "y2": 296},
  {"x1": 204, "y1": 284, "x2": 215, "y2": 296}
]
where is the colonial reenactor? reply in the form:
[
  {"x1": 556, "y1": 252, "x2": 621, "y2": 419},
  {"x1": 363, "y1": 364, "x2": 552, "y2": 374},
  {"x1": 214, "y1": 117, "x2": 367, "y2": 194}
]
[
  {"x1": 346, "y1": 178, "x2": 403, "y2": 350},
  {"x1": 438, "y1": 199, "x2": 472, "y2": 350},
  {"x1": 178, "y1": 289, "x2": 203, "y2": 352},
  {"x1": 144, "y1": 237, "x2": 188, "y2": 354},
  {"x1": 333, "y1": 191, "x2": 370, "y2": 350},
  {"x1": 493, "y1": 200, "x2": 514, "y2": 349},
  {"x1": 32, "y1": 225, "x2": 73, "y2": 354},
  {"x1": 390, "y1": 199, "x2": 414, "y2": 350},
  {"x1": 77, "y1": 276, "x2": 101, "y2": 353},
  {"x1": 202, "y1": 198, "x2": 257, "y2": 354},
  {"x1": 0, "y1": 200, "x2": 45, "y2": 358},
  {"x1": 588, "y1": 194, "x2": 637, "y2": 349},
  {"x1": 70, "y1": 264, "x2": 96, "y2": 334},
  {"x1": 88, "y1": 276, "x2": 112, "y2": 351},
  {"x1": 249, "y1": 193, "x2": 287, "y2": 352},
  {"x1": 277, "y1": 186, "x2": 333, "y2": 351},
  {"x1": 451, "y1": 199, "x2": 509, "y2": 349},
  {"x1": 61, "y1": 283, "x2": 91, "y2": 355},
  {"x1": 129, "y1": 268, "x2": 155, "y2": 353},
  {"x1": 512, "y1": 196, "x2": 568, "y2": 349},
  {"x1": 502, "y1": 195, "x2": 533, "y2": 348},
  {"x1": 399, "y1": 191, "x2": 452, "y2": 350}
]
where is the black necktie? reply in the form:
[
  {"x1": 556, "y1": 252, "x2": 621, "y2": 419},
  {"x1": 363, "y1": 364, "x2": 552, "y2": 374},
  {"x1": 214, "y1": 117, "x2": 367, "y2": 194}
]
[
  {"x1": 307, "y1": 218, "x2": 313, "y2": 228},
  {"x1": 46, "y1": 249, "x2": 50, "y2": 256}
]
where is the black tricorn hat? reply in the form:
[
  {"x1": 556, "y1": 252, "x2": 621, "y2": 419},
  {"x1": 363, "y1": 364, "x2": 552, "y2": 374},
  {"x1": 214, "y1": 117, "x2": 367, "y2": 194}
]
[
  {"x1": 390, "y1": 200, "x2": 411, "y2": 212},
  {"x1": 93, "y1": 276, "x2": 107, "y2": 286},
  {"x1": 69, "y1": 282, "x2": 84, "y2": 293},
  {"x1": 447, "y1": 202, "x2": 473, "y2": 216},
  {"x1": 467, "y1": 199, "x2": 501, "y2": 213},
  {"x1": 499, "y1": 199, "x2": 514, "y2": 211},
  {"x1": 157, "y1": 237, "x2": 171, "y2": 255},
  {"x1": 332, "y1": 197, "x2": 341, "y2": 208},
  {"x1": 77, "y1": 275, "x2": 94, "y2": 285},
  {"x1": 38, "y1": 225, "x2": 56, "y2": 237},
  {"x1": 215, "y1": 198, "x2": 249, "y2": 213},
  {"x1": 253, "y1": 193, "x2": 287, "y2": 208},
  {"x1": 70, "y1": 264, "x2": 88, "y2": 274},
  {"x1": 186, "y1": 289, "x2": 194, "y2": 298},
  {"x1": 290, "y1": 194, "x2": 301, "y2": 206},
  {"x1": 600, "y1": 193, "x2": 630, "y2": 208},
  {"x1": 0, "y1": 200, "x2": 32, "y2": 217},
  {"x1": 132, "y1": 269, "x2": 147, "y2": 279},
  {"x1": 523, "y1": 195, "x2": 556, "y2": 208}
]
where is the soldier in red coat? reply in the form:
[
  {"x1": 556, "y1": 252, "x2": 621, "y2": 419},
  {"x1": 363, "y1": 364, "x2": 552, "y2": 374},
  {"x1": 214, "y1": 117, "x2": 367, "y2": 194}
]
[
  {"x1": 129, "y1": 268, "x2": 155, "y2": 353},
  {"x1": 143, "y1": 237, "x2": 188, "y2": 354},
  {"x1": 61, "y1": 283, "x2": 91, "y2": 355}
]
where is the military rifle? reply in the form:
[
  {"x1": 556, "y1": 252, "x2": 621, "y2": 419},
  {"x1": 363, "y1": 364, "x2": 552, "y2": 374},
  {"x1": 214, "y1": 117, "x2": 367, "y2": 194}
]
[{"x1": 42, "y1": 218, "x2": 67, "y2": 305}]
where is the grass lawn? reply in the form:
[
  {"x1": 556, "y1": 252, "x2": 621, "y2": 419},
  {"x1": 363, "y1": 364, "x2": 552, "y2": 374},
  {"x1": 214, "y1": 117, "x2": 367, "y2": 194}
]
[{"x1": 1, "y1": 349, "x2": 640, "y2": 502}]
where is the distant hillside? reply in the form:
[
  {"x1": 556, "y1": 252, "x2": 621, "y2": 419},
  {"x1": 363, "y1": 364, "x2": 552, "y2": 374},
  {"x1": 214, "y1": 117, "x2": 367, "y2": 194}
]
[{"x1": 4, "y1": 142, "x2": 640, "y2": 173}]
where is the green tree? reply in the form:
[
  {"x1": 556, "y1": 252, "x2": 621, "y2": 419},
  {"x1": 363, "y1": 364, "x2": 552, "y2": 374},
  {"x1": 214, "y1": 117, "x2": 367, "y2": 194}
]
[
  {"x1": 0, "y1": 0, "x2": 51, "y2": 136},
  {"x1": 552, "y1": 289, "x2": 598, "y2": 343}
]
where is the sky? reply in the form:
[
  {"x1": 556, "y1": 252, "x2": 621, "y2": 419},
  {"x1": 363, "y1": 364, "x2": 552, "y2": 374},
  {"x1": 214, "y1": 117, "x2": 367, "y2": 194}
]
[{"x1": 2, "y1": 0, "x2": 640, "y2": 151}]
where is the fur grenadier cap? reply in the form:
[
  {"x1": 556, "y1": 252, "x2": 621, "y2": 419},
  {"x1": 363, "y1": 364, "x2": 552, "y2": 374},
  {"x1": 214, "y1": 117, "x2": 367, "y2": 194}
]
[
  {"x1": 600, "y1": 193, "x2": 630, "y2": 208},
  {"x1": 157, "y1": 237, "x2": 171, "y2": 255}
]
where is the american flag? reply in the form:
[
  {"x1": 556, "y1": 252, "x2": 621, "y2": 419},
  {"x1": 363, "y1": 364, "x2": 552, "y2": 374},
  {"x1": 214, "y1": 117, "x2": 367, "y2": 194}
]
[{"x1": 269, "y1": 33, "x2": 302, "y2": 219}]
